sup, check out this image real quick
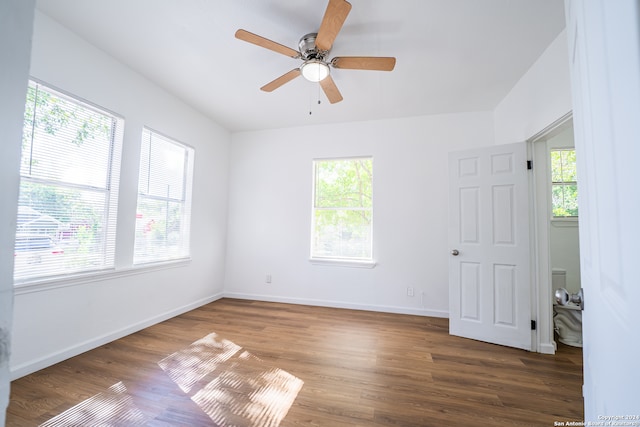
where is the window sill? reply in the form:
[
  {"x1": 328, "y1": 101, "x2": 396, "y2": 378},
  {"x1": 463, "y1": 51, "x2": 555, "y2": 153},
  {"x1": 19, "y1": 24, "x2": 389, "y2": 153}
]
[
  {"x1": 551, "y1": 217, "x2": 579, "y2": 227},
  {"x1": 309, "y1": 258, "x2": 377, "y2": 269},
  {"x1": 13, "y1": 258, "x2": 192, "y2": 295}
]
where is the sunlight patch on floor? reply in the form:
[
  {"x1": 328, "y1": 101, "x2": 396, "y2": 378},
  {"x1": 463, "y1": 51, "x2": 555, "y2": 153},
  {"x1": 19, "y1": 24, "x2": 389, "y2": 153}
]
[
  {"x1": 158, "y1": 332, "x2": 242, "y2": 393},
  {"x1": 39, "y1": 381, "x2": 147, "y2": 426},
  {"x1": 159, "y1": 332, "x2": 304, "y2": 427}
]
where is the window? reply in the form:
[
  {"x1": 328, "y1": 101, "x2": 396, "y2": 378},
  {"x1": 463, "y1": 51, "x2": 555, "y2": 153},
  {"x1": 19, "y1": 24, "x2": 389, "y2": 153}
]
[
  {"x1": 14, "y1": 81, "x2": 123, "y2": 282},
  {"x1": 551, "y1": 149, "x2": 578, "y2": 217},
  {"x1": 134, "y1": 128, "x2": 194, "y2": 264},
  {"x1": 311, "y1": 157, "x2": 373, "y2": 261}
]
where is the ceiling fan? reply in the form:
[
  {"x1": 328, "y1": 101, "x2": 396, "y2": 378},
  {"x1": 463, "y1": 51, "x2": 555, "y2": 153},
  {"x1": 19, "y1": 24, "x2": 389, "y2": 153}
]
[{"x1": 235, "y1": 0, "x2": 396, "y2": 104}]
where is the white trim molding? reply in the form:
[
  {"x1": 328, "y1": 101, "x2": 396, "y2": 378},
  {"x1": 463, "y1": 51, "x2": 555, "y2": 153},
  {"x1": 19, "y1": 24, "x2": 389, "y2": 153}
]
[
  {"x1": 309, "y1": 258, "x2": 377, "y2": 268},
  {"x1": 224, "y1": 292, "x2": 448, "y2": 318}
]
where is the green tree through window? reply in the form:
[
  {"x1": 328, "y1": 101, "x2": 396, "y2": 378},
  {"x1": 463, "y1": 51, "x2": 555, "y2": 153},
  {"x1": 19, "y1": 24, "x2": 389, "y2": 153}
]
[
  {"x1": 311, "y1": 157, "x2": 373, "y2": 260},
  {"x1": 15, "y1": 81, "x2": 122, "y2": 282},
  {"x1": 133, "y1": 129, "x2": 194, "y2": 264},
  {"x1": 551, "y1": 149, "x2": 578, "y2": 217}
]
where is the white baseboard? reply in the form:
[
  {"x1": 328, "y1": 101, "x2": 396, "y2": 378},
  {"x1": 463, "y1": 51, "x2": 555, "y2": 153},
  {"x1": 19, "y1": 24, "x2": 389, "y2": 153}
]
[
  {"x1": 538, "y1": 341, "x2": 557, "y2": 355},
  {"x1": 10, "y1": 293, "x2": 223, "y2": 380},
  {"x1": 223, "y1": 292, "x2": 449, "y2": 318}
]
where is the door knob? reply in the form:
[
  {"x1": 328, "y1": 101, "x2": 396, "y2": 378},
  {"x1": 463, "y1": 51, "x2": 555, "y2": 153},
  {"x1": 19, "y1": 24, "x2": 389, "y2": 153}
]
[
  {"x1": 554, "y1": 288, "x2": 570, "y2": 306},
  {"x1": 451, "y1": 249, "x2": 459, "y2": 256},
  {"x1": 555, "y1": 287, "x2": 584, "y2": 311}
]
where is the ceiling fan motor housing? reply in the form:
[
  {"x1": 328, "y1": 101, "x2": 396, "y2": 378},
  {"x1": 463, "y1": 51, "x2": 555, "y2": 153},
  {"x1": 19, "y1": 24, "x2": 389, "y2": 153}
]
[{"x1": 298, "y1": 33, "x2": 328, "y2": 60}]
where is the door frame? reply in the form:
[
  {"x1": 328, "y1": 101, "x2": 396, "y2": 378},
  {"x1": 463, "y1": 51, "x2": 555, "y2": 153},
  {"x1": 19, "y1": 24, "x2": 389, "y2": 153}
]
[{"x1": 527, "y1": 111, "x2": 573, "y2": 354}]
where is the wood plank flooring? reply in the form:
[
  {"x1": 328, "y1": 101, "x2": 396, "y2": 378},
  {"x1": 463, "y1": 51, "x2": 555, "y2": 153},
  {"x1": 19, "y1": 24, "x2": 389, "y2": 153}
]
[{"x1": 6, "y1": 298, "x2": 584, "y2": 426}]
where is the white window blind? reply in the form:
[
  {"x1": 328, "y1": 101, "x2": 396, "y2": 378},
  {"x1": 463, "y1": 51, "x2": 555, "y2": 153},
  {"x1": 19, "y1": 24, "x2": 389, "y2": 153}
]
[
  {"x1": 311, "y1": 157, "x2": 373, "y2": 260},
  {"x1": 14, "y1": 81, "x2": 123, "y2": 283},
  {"x1": 134, "y1": 128, "x2": 194, "y2": 264}
]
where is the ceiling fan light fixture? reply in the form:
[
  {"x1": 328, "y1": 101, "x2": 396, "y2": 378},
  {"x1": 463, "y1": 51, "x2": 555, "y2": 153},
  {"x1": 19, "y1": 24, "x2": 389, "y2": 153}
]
[{"x1": 301, "y1": 60, "x2": 330, "y2": 82}]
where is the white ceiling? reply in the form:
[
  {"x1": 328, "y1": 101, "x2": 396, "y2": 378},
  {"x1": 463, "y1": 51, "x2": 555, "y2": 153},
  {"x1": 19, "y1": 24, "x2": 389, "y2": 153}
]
[{"x1": 35, "y1": 0, "x2": 566, "y2": 133}]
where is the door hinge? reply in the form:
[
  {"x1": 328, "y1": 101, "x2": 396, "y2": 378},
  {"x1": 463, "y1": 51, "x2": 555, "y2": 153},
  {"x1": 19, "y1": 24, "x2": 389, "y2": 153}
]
[
  {"x1": 531, "y1": 320, "x2": 537, "y2": 330},
  {"x1": 527, "y1": 160, "x2": 533, "y2": 170}
]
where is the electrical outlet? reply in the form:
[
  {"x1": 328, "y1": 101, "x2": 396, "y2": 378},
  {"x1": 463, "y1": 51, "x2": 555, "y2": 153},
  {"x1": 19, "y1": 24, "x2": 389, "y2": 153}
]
[
  {"x1": 407, "y1": 287, "x2": 414, "y2": 297},
  {"x1": 265, "y1": 274, "x2": 272, "y2": 284}
]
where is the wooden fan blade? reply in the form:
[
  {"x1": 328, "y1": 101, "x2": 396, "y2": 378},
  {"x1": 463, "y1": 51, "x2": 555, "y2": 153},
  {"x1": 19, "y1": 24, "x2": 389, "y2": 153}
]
[
  {"x1": 315, "y1": 0, "x2": 352, "y2": 51},
  {"x1": 235, "y1": 29, "x2": 299, "y2": 58},
  {"x1": 260, "y1": 69, "x2": 301, "y2": 92},
  {"x1": 319, "y1": 75, "x2": 343, "y2": 104},
  {"x1": 331, "y1": 56, "x2": 396, "y2": 71}
]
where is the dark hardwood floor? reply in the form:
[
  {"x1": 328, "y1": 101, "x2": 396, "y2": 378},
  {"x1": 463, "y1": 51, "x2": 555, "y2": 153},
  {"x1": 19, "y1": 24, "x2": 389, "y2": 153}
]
[{"x1": 6, "y1": 298, "x2": 584, "y2": 426}]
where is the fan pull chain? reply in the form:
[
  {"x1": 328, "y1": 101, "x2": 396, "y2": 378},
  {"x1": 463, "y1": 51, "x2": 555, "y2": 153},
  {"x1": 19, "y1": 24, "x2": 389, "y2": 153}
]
[{"x1": 309, "y1": 83, "x2": 322, "y2": 115}]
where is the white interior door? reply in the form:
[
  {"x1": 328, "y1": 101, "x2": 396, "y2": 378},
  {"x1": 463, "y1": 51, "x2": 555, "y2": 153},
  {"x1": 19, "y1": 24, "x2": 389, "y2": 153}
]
[
  {"x1": 448, "y1": 142, "x2": 531, "y2": 350},
  {"x1": 565, "y1": 0, "x2": 640, "y2": 418}
]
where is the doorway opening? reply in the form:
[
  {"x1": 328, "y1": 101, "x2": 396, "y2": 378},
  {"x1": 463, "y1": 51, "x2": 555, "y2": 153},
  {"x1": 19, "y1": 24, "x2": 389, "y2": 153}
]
[{"x1": 530, "y1": 115, "x2": 582, "y2": 354}]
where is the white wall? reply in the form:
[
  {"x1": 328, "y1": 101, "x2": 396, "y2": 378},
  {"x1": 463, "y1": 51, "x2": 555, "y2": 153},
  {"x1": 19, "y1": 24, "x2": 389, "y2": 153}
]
[
  {"x1": 550, "y1": 222, "x2": 581, "y2": 293},
  {"x1": 9, "y1": 12, "x2": 230, "y2": 379},
  {"x1": 0, "y1": 0, "x2": 36, "y2": 421},
  {"x1": 224, "y1": 112, "x2": 494, "y2": 316},
  {"x1": 494, "y1": 30, "x2": 573, "y2": 145}
]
